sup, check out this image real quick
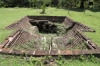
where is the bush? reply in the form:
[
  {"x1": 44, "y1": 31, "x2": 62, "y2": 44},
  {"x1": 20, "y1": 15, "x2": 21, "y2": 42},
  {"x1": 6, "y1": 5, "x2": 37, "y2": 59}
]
[
  {"x1": 0, "y1": 0, "x2": 4, "y2": 7},
  {"x1": 94, "y1": 2, "x2": 100, "y2": 9}
]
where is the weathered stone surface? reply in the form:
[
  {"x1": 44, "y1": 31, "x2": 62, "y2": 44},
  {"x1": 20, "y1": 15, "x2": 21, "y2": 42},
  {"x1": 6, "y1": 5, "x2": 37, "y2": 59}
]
[{"x1": 30, "y1": 26, "x2": 39, "y2": 35}]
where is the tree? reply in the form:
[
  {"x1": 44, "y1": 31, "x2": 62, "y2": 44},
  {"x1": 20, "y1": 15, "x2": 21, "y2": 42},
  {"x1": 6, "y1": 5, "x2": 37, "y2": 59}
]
[
  {"x1": 0, "y1": 0, "x2": 4, "y2": 7},
  {"x1": 40, "y1": 0, "x2": 46, "y2": 14},
  {"x1": 80, "y1": 0, "x2": 85, "y2": 8},
  {"x1": 28, "y1": 0, "x2": 35, "y2": 7},
  {"x1": 51, "y1": 0, "x2": 59, "y2": 7},
  {"x1": 74, "y1": 0, "x2": 80, "y2": 7},
  {"x1": 94, "y1": 0, "x2": 100, "y2": 9}
]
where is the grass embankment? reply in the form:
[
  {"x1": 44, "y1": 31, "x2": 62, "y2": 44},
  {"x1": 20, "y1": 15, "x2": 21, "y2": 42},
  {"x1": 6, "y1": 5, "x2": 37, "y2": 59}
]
[{"x1": 0, "y1": 7, "x2": 100, "y2": 66}]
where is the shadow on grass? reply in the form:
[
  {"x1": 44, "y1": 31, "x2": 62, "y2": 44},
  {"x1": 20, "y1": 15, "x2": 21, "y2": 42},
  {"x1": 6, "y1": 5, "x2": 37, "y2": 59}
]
[
  {"x1": 70, "y1": 8, "x2": 100, "y2": 12},
  {"x1": 88, "y1": 8, "x2": 100, "y2": 12},
  {"x1": 57, "y1": 7, "x2": 100, "y2": 12}
]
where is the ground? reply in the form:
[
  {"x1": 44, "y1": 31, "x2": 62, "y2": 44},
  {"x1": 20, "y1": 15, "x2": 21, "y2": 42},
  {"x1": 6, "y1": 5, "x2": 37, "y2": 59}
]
[{"x1": 0, "y1": 7, "x2": 100, "y2": 66}]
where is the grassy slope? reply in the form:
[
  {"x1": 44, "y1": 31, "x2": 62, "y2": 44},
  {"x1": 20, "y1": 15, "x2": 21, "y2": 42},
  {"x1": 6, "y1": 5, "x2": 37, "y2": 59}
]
[{"x1": 0, "y1": 7, "x2": 100, "y2": 66}]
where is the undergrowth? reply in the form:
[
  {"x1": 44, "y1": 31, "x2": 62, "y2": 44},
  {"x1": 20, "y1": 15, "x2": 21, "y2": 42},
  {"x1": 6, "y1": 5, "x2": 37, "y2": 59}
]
[{"x1": 0, "y1": 54, "x2": 100, "y2": 66}]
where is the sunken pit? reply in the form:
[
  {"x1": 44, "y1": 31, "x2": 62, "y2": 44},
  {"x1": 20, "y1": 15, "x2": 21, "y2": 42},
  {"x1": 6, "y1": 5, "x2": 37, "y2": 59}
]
[{"x1": 0, "y1": 16, "x2": 100, "y2": 56}]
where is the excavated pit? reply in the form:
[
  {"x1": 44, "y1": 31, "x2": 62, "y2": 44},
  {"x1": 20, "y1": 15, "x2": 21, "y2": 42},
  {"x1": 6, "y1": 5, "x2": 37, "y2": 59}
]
[
  {"x1": 13, "y1": 21, "x2": 67, "y2": 51},
  {"x1": 0, "y1": 16, "x2": 100, "y2": 56}
]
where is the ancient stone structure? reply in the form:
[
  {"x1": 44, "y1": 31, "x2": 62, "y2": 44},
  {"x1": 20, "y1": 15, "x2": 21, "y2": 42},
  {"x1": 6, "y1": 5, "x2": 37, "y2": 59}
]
[{"x1": 0, "y1": 16, "x2": 100, "y2": 56}]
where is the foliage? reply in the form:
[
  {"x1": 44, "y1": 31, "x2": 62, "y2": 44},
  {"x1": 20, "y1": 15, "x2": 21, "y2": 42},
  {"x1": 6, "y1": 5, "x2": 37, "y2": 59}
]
[
  {"x1": 94, "y1": 0, "x2": 100, "y2": 9},
  {"x1": 0, "y1": 0, "x2": 29, "y2": 7},
  {"x1": 56, "y1": 56, "x2": 67, "y2": 66},
  {"x1": 0, "y1": 0, "x2": 100, "y2": 9},
  {"x1": 55, "y1": 23, "x2": 66, "y2": 36},
  {"x1": 28, "y1": 56, "x2": 43, "y2": 66},
  {"x1": 0, "y1": 0, "x2": 4, "y2": 7},
  {"x1": 78, "y1": 54, "x2": 99, "y2": 63},
  {"x1": 28, "y1": 0, "x2": 52, "y2": 8}
]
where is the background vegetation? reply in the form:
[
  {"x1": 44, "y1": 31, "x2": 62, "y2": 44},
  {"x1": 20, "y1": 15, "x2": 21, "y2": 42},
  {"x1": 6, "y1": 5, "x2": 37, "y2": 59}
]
[{"x1": 0, "y1": 0, "x2": 100, "y2": 9}]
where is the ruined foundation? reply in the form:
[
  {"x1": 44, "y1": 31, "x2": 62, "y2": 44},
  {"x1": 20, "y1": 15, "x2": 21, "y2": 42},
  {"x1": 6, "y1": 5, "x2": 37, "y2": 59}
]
[{"x1": 0, "y1": 16, "x2": 100, "y2": 56}]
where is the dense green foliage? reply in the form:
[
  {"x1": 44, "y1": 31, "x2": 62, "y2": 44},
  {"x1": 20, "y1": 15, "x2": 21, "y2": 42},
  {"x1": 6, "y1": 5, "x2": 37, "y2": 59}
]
[
  {"x1": 0, "y1": 0, "x2": 100, "y2": 9},
  {"x1": 0, "y1": 0, "x2": 29, "y2": 7}
]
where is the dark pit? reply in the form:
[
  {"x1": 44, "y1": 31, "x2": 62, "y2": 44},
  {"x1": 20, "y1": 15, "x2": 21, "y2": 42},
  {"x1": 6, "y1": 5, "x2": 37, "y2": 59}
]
[{"x1": 29, "y1": 20, "x2": 57, "y2": 33}]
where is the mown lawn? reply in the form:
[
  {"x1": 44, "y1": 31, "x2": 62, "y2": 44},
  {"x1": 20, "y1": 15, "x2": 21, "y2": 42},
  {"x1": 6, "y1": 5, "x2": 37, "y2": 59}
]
[{"x1": 0, "y1": 7, "x2": 100, "y2": 66}]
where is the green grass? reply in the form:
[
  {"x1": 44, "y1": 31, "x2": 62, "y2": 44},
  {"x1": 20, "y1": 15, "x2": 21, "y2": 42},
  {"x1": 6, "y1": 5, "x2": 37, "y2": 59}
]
[
  {"x1": 0, "y1": 54, "x2": 100, "y2": 66},
  {"x1": 0, "y1": 7, "x2": 100, "y2": 66},
  {"x1": 0, "y1": 29, "x2": 13, "y2": 44}
]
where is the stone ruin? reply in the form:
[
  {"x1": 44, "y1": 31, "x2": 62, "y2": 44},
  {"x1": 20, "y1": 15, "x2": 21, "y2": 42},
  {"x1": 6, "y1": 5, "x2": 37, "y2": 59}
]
[{"x1": 0, "y1": 16, "x2": 100, "y2": 56}]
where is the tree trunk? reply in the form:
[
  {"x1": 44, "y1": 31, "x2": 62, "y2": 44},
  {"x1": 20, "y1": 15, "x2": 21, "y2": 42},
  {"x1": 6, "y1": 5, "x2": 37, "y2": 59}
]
[{"x1": 80, "y1": 0, "x2": 85, "y2": 8}]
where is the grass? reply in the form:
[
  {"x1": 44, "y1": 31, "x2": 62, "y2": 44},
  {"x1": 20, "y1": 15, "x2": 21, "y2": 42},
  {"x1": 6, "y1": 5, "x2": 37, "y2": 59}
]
[
  {"x1": 0, "y1": 29, "x2": 13, "y2": 43},
  {"x1": 0, "y1": 7, "x2": 100, "y2": 66},
  {"x1": 0, "y1": 54, "x2": 100, "y2": 66}
]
